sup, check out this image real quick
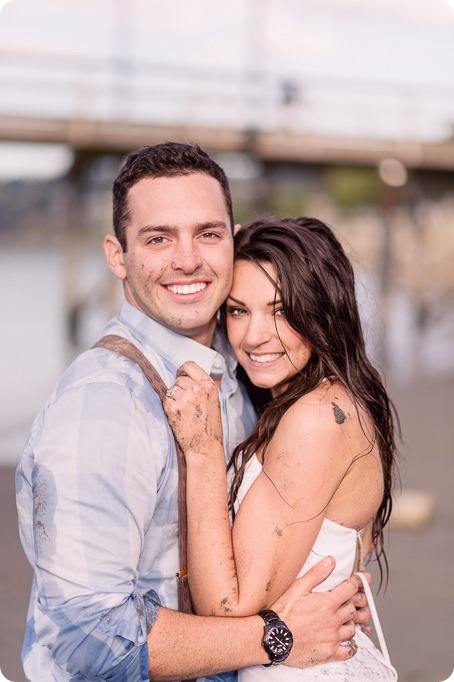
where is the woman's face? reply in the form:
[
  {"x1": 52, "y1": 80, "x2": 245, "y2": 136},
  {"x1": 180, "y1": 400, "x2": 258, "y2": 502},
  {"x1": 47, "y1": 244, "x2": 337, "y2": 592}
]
[{"x1": 226, "y1": 259, "x2": 313, "y2": 397}]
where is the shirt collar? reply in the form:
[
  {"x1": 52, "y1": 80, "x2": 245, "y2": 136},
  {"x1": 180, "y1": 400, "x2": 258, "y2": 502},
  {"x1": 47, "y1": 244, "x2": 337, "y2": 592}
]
[{"x1": 117, "y1": 300, "x2": 235, "y2": 378}]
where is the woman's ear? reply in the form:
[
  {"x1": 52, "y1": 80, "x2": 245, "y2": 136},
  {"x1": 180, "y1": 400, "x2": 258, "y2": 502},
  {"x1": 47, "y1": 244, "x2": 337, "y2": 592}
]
[
  {"x1": 103, "y1": 234, "x2": 127, "y2": 281},
  {"x1": 234, "y1": 223, "x2": 242, "y2": 236}
]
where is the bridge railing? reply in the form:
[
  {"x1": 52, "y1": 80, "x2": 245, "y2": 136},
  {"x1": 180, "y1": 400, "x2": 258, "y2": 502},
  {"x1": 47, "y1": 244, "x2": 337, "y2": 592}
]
[{"x1": 0, "y1": 49, "x2": 453, "y2": 141}]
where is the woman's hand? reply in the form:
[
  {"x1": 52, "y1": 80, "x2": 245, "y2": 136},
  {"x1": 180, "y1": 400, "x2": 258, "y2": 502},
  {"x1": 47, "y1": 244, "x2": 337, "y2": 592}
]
[{"x1": 163, "y1": 361, "x2": 224, "y2": 457}]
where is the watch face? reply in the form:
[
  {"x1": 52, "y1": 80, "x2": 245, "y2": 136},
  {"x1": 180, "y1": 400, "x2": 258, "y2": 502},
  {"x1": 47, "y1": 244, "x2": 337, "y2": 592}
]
[{"x1": 266, "y1": 625, "x2": 294, "y2": 656}]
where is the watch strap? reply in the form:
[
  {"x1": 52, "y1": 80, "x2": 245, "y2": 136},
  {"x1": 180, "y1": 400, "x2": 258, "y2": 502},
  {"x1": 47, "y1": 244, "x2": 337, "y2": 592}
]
[
  {"x1": 258, "y1": 609, "x2": 293, "y2": 667},
  {"x1": 259, "y1": 609, "x2": 281, "y2": 624}
]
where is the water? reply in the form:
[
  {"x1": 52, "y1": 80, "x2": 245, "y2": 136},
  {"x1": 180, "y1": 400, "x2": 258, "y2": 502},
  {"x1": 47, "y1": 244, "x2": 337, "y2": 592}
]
[
  {"x1": 1, "y1": 245, "x2": 453, "y2": 465},
  {"x1": 0, "y1": 244, "x2": 119, "y2": 464}
]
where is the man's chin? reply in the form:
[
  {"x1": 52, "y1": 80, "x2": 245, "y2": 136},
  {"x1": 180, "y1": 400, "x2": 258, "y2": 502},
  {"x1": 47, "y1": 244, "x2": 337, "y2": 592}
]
[{"x1": 163, "y1": 315, "x2": 218, "y2": 346}]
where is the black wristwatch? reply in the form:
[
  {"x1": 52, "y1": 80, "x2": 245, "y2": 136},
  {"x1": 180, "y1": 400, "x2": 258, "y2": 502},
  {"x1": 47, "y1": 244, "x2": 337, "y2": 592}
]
[{"x1": 258, "y1": 609, "x2": 294, "y2": 666}]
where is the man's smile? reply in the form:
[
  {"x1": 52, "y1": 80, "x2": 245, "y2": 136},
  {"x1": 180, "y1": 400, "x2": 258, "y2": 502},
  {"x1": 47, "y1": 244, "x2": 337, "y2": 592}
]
[{"x1": 165, "y1": 282, "x2": 208, "y2": 295}]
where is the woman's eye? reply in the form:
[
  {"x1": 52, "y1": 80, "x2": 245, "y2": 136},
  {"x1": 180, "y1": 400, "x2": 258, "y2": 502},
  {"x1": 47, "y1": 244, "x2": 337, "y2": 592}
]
[
  {"x1": 227, "y1": 306, "x2": 247, "y2": 316},
  {"x1": 274, "y1": 308, "x2": 286, "y2": 317}
]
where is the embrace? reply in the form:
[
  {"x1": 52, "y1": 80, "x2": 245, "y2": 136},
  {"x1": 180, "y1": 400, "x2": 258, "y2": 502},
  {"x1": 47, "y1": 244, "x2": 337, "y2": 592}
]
[{"x1": 16, "y1": 142, "x2": 398, "y2": 680}]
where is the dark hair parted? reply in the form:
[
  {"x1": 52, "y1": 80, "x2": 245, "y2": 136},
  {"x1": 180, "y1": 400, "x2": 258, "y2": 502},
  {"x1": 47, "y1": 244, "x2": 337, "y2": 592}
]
[
  {"x1": 112, "y1": 141, "x2": 234, "y2": 251},
  {"x1": 227, "y1": 216, "x2": 399, "y2": 586}
]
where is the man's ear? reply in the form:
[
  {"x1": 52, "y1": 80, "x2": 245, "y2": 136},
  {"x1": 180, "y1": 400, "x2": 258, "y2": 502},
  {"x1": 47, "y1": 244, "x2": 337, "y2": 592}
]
[
  {"x1": 103, "y1": 234, "x2": 127, "y2": 281},
  {"x1": 233, "y1": 223, "x2": 242, "y2": 236}
]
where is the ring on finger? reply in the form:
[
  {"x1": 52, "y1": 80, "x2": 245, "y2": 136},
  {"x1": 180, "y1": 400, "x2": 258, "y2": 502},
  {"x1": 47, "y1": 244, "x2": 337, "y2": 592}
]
[
  {"x1": 340, "y1": 638, "x2": 358, "y2": 656},
  {"x1": 166, "y1": 385, "x2": 179, "y2": 399}
]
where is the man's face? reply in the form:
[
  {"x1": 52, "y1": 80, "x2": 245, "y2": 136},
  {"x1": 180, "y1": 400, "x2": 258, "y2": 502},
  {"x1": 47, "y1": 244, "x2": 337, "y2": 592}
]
[{"x1": 105, "y1": 173, "x2": 234, "y2": 346}]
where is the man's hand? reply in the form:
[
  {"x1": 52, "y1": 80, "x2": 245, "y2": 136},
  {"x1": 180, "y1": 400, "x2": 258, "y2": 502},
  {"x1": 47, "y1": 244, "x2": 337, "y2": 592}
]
[
  {"x1": 269, "y1": 556, "x2": 360, "y2": 668},
  {"x1": 353, "y1": 570, "x2": 372, "y2": 636}
]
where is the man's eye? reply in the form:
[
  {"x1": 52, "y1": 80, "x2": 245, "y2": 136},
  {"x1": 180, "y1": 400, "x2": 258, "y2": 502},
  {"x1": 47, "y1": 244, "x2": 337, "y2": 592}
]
[
  {"x1": 147, "y1": 236, "x2": 166, "y2": 245},
  {"x1": 202, "y1": 232, "x2": 220, "y2": 240}
]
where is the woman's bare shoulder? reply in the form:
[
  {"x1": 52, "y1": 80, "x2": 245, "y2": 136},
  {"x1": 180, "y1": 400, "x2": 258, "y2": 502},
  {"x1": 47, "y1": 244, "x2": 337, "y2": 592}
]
[{"x1": 275, "y1": 380, "x2": 374, "y2": 450}]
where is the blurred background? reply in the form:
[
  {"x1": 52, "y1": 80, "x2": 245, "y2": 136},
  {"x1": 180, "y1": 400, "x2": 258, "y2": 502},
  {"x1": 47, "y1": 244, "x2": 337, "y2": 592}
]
[{"x1": 0, "y1": 1, "x2": 453, "y2": 680}]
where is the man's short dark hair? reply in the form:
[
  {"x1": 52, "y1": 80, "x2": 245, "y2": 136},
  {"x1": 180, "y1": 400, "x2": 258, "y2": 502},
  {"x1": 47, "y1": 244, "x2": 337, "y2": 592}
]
[{"x1": 112, "y1": 141, "x2": 234, "y2": 250}]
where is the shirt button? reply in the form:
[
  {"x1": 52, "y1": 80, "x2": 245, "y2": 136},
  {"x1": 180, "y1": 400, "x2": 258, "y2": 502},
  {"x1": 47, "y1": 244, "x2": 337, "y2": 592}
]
[
  {"x1": 137, "y1": 635, "x2": 145, "y2": 643},
  {"x1": 214, "y1": 357, "x2": 222, "y2": 368}
]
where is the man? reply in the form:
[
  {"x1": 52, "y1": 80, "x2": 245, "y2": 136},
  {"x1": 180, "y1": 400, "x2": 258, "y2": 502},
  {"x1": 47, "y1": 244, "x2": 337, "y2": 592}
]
[{"x1": 16, "y1": 142, "x2": 366, "y2": 681}]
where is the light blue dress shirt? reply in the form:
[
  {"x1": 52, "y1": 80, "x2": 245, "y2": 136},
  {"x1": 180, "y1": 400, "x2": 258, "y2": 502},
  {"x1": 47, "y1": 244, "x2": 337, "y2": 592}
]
[{"x1": 16, "y1": 300, "x2": 256, "y2": 681}]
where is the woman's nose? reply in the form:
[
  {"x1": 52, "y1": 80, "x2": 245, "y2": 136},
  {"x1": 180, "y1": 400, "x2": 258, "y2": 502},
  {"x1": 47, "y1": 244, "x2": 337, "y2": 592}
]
[{"x1": 243, "y1": 316, "x2": 273, "y2": 347}]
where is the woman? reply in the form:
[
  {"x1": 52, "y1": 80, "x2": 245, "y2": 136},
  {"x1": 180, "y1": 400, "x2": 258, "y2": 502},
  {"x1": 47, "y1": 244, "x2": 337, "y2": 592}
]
[{"x1": 164, "y1": 217, "x2": 398, "y2": 680}]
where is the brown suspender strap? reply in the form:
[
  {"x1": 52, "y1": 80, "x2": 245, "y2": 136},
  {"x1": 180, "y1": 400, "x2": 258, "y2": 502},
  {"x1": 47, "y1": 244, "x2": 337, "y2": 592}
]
[{"x1": 92, "y1": 335, "x2": 194, "y2": 618}]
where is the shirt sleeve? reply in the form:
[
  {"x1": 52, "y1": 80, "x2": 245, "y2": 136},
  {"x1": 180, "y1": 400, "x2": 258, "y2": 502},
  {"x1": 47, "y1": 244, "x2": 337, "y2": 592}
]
[{"x1": 22, "y1": 378, "x2": 169, "y2": 679}]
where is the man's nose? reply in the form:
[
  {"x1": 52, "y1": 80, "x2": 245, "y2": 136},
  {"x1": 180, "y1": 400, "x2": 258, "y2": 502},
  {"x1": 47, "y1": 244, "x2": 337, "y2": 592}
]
[{"x1": 171, "y1": 242, "x2": 203, "y2": 273}]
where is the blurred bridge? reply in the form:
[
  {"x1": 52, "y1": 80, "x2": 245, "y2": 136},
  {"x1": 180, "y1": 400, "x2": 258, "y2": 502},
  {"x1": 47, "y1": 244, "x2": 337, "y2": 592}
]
[
  {"x1": 1, "y1": 48, "x2": 453, "y2": 361},
  {"x1": 1, "y1": 48, "x2": 454, "y2": 171},
  {"x1": 2, "y1": 113, "x2": 454, "y2": 171}
]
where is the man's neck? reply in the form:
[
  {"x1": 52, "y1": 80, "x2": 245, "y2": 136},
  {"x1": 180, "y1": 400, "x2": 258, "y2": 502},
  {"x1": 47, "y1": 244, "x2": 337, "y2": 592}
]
[{"x1": 182, "y1": 320, "x2": 217, "y2": 349}]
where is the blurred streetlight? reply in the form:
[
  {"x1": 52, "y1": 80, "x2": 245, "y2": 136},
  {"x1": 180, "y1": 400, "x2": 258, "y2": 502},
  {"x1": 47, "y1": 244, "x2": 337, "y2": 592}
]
[
  {"x1": 378, "y1": 158, "x2": 408, "y2": 188},
  {"x1": 244, "y1": 0, "x2": 268, "y2": 145},
  {"x1": 378, "y1": 158, "x2": 408, "y2": 372},
  {"x1": 111, "y1": 0, "x2": 134, "y2": 120}
]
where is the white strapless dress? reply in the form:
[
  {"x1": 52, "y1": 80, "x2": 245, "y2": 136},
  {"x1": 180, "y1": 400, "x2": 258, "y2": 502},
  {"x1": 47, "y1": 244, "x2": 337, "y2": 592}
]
[{"x1": 234, "y1": 456, "x2": 398, "y2": 681}]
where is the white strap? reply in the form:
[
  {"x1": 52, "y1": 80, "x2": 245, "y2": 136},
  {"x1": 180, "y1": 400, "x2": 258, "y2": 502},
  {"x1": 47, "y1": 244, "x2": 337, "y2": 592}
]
[{"x1": 355, "y1": 571, "x2": 393, "y2": 666}]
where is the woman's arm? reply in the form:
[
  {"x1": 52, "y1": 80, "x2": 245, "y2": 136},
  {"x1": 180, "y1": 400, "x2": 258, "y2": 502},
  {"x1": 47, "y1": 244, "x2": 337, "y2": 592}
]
[
  {"x1": 164, "y1": 362, "x2": 354, "y2": 617},
  {"x1": 163, "y1": 362, "x2": 240, "y2": 614},
  {"x1": 147, "y1": 559, "x2": 361, "y2": 679}
]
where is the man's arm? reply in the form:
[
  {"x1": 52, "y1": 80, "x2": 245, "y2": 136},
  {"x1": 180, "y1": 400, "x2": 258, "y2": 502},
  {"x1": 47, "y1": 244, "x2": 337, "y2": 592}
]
[
  {"x1": 147, "y1": 557, "x2": 359, "y2": 681},
  {"x1": 17, "y1": 377, "x2": 168, "y2": 680}
]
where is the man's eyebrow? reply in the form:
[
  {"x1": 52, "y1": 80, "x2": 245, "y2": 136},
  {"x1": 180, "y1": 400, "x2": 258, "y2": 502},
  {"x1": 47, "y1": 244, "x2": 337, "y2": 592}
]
[
  {"x1": 137, "y1": 221, "x2": 229, "y2": 238},
  {"x1": 137, "y1": 225, "x2": 175, "y2": 237},
  {"x1": 227, "y1": 294, "x2": 283, "y2": 307},
  {"x1": 194, "y1": 220, "x2": 230, "y2": 232}
]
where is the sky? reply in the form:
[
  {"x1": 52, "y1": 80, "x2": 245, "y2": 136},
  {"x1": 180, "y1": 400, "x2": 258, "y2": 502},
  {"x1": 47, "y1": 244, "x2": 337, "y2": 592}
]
[{"x1": 0, "y1": 0, "x2": 454, "y2": 178}]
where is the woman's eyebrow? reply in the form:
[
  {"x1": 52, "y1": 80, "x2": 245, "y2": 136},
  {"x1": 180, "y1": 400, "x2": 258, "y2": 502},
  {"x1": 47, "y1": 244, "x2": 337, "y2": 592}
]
[
  {"x1": 226, "y1": 294, "x2": 245, "y2": 306},
  {"x1": 227, "y1": 294, "x2": 283, "y2": 307}
]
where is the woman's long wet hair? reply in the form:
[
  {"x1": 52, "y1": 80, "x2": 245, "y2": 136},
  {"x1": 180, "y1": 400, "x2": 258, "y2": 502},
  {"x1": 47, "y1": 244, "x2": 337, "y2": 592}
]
[{"x1": 225, "y1": 216, "x2": 399, "y2": 586}]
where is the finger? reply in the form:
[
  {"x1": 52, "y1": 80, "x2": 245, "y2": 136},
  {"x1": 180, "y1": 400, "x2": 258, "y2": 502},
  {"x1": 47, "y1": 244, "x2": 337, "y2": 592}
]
[
  {"x1": 338, "y1": 620, "x2": 356, "y2": 643},
  {"x1": 361, "y1": 624, "x2": 373, "y2": 638},
  {"x1": 165, "y1": 385, "x2": 179, "y2": 400},
  {"x1": 336, "y1": 600, "x2": 356, "y2": 625},
  {"x1": 176, "y1": 374, "x2": 218, "y2": 401},
  {"x1": 169, "y1": 376, "x2": 194, "y2": 394},
  {"x1": 352, "y1": 591, "x2": 368, "y2": 609},
  {"x1": 354, "y1": 606, "x2": 371, "y2": 627},
  {"x1": 333, "y1": 639, "x2": 358, "y2": 661},
  {"x1": 177, "y1": 361, "x2": 211, "y2": 381},
  {"x1": 329, "y1": 575, "x2": 360, "y2": 608},
  {"x1": 291, "y1": 556, "x2": 336, "y2": 594},
  {"x1": 163, "y1": 377, "x2": 192, "y2": 402}
]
